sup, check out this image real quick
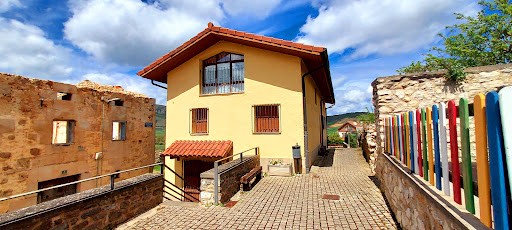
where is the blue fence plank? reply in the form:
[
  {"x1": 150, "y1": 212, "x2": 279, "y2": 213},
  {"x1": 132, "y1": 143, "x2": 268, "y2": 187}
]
[
  {"x1": 432, "y1": 105, "x2": 442, "y2": 190},
  {"x1": 486, "y1": 91, "x2": 509, "y2": 229},
  {"x1": 409, "y1": 111, "x2": 415, "y2": 173}
]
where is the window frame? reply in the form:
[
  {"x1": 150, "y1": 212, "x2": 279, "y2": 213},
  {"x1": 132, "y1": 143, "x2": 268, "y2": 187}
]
[
  {"x1": 252, "y1": 104, "x2": 281, "y2": 134},
  {"x1": 112, "y1": 121, "x2": 127, "y2": 141},
  {"x1": 52, "y1": 120, "x2": 76, "y2": 145},
  {"x1": 201, "y1": 52, "x2": 245, "y2": 95},
  {"x1": 190, "y1": 108, "x2": 209, "y2": 135}
]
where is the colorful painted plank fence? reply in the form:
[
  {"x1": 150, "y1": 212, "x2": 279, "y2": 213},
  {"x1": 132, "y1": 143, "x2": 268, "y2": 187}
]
[{"x1": 383, "y1": 87, "x2": 512, "y2": 229}]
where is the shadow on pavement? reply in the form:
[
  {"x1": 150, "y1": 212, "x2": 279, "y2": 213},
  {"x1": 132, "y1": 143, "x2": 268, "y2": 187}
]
[{"x1": 313, "y1": 148, "x2": 335, "y2": 167}]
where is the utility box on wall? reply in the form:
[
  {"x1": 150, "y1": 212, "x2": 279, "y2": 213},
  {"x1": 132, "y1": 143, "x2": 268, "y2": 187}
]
[{"x1": 292, "y1": 144, "x2": 301, "y2": 159}]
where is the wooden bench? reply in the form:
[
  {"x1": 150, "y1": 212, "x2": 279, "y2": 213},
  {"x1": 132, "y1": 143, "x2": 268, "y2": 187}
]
[{"x1": 240, "y1": 166, "x2": 262, "y2": 191}]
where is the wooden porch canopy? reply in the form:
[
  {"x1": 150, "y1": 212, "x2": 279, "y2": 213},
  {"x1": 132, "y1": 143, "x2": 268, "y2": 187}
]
[{"x1": 162, "y1": 140, "x2": 233, "y2": 159}]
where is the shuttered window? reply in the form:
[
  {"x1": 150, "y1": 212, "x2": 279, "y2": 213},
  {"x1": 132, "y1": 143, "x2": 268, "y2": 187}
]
[
  {"x1": 191, "y1": 108, "x2": 208, "y2": 134},
  {"x1": 254, "y1": 105, "x2": 280, "y2": 133}
]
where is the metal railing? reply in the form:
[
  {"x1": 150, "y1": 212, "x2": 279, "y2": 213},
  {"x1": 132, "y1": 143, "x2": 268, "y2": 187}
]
[
  {"x1": 213, "y1": 147, "x2": 259, "y2": 205},
  {"x1": 0, "y1": 163, "x2": 162, "y2": 203},
  {"x1": 163, "y1": 164, "x2": 200, "y2": 202}
]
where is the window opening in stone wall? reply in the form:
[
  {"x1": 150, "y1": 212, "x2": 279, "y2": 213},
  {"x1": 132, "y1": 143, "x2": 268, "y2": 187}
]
[
  {"x1": 37, "y1": 174, "x2": 80, "y2": 203},
  {"x1": 57, "y1": 92, "x2": 72, "y2": 101},
  {"x1": 114, "y1": 100, "x2": 124, "y2": 106},
  {"x1": 52, "y1": 120, "x2": 75, "y2": 144},
  {"x1": 112, "y1": 121, "x2": 127, "y2": 140}
]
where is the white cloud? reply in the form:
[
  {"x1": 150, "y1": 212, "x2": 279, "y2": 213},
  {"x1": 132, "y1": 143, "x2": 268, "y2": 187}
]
[
  {"x1": 64, "y1": 0, "x2": 224, "y2": 66},
  {"x1": 221, "y1": 0, "x2": 281, "y2": 19},
  {"x1": 297, "y1": 0, "x2": 480, "y2": 58},
  {"x1": 0, "y1": 18, "x2": 74, "y2": 79},
  {"x1": 329, "y1": 84, "x2": 373, "y2": 115},
  {"x1": 0, "y1": 0, "x2": 22, "y2": 13}
]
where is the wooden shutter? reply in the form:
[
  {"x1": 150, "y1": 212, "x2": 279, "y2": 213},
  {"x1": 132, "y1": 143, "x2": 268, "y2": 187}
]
[
  {"x1": 254, "y1": 105, "x2": 279, "y2": 133},
  {"x1": 192, "y1": 108, "x2": 208, "y2": 134}
]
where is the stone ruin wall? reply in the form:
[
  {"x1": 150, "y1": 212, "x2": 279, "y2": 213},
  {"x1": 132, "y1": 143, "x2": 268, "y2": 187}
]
[
  {"x1": 371, "y1": 64, "x2": 512, "y2": 157},
  {"x1": 0, "y1": 73, "x2": 156, "y2": 213}
]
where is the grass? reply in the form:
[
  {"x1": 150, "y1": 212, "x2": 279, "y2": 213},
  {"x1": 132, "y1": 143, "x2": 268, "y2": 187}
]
[
  {"x1": 156, "y1": 144, "x2": 165, "y2": 152},
  {"x1": 155, "y1": 128, "x2": 165, "y2": 137},
  {"x1": 327, "y1": 127, "x2": 338, "y2": 136},
  {"x1": 153, "y1": 165, "x2": 161, "y2": 173}
]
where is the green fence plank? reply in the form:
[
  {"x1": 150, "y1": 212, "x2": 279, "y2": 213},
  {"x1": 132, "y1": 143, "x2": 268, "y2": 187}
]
[{"x1": 459, "y1": 98, "x2": 475, "y2": 214}]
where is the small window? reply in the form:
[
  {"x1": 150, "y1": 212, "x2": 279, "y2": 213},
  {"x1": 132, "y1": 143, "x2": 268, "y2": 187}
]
[
  {"x1": 112, "y1": 121, "x2": 127, "y2": 140},
  {"x1": 113, "y1": 100, "x2": 124, "y2": 106},
  {"x1": 254, "y1": 105, "x2": 280, "y2": 133},
  {"x1": 191, "y1": 108, "x2": 208, "y2": 134},
  {"x1": 57, "y1": 92, "x2": 72, "y2": 101},
  {"x1": 52, "y1": 120, "x2": 75, "y2": 144}
]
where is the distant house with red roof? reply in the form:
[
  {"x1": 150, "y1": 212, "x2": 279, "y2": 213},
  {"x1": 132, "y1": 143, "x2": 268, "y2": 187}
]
[{"x1": 338, "y1": 121, "x2": 361, "y2": 138}]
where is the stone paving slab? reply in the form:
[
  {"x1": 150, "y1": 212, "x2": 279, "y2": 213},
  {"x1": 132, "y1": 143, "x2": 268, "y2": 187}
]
[{"x1": 118, "y1": 149, "x2": 397, "y2": 229}]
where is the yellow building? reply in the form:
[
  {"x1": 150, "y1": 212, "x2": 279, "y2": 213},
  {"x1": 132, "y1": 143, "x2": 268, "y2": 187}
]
[{"x1": 138, "y1": 23, "x2": 334, "y2": 201}]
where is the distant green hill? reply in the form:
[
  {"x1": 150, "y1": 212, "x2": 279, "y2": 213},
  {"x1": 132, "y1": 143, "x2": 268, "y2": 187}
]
[
  {"x1": 156, "y1": 104, "x2": 166, "y2": 128},
  {"x1": 327, "y1": 112, "x2": 366, "y2": 126},
  {"x1": 326, "y1": 112, "x2": 368, "y2": 135},
  {"x1": 155, "y1": 104, "x2": 166, "y2": 152}
]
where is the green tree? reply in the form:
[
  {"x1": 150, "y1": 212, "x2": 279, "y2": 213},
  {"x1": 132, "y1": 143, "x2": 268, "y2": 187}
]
[
  {"x1": 398, "y1": 0, "x2": 512, "y2": 81},
  {"x1": 327, "y1": 133, "x2": 343, "y2": 146}
]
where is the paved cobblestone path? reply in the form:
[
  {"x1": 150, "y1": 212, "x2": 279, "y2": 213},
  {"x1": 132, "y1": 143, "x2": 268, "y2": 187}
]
[{"x1": 119, "y1": 149, "x2": 397, "y2": 229}]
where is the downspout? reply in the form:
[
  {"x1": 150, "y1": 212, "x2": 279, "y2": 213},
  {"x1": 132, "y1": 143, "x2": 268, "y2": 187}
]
[
  {"x1": 302, "y1": 65, "x2": 325, "y2": 174},
  {"x1": 320, "y1": 99, "x2": 324, "y2": 146}
]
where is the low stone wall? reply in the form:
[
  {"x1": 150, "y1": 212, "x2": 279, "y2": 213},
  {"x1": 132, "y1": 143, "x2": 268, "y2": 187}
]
[
  {"x1": 361, "y1": 124, "x2": 377, "y2": 174},
  {"x1": 372, "y1": 64, "x2": 512, "y2": 155},
  {"x1": 375, "y1": 154, "x2": 489, "y2": 230},
  {"x1": 200, "y1": 155, "x2": 260, "y2": 205},
  {"x1": 0, "y1": 174, "x2": 162, "y2": 230}
]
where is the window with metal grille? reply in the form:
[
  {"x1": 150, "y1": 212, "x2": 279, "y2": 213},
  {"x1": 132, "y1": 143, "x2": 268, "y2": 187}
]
[
  {"x1": 202, "y1": 52, "x2": 244, "y2": 95},
  {"x1": 254, "y1": 105, "x2": 280, "y2": 133},
  {"x1": 191, "y1": 108, "x2": 208, "y2": 134}
]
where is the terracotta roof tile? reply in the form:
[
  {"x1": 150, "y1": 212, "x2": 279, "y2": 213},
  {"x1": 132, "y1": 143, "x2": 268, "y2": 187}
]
[
  {"x1": 136, "y1": 22, "x2": 333, "y2": 103},
  {"x1": 162, "y1": 140, "x2": 233, "y2": 158}
]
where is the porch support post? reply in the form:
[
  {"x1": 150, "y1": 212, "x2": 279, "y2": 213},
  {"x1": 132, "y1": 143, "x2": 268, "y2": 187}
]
[{"x1": 214, "y1": 161, "x2": 219, "y2": 205}]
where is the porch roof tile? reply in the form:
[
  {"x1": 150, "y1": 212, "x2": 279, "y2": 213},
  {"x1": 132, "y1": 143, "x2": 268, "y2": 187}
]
[{"x1": 162, "y1": 140, "x2": 233, "y2": 158}]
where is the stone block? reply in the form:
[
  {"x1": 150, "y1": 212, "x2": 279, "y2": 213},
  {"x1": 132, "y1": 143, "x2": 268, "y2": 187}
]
[
  {"x1": 0, "y1": 119, "x2": 15, "y2": 135},
  {"x1": 0, "y1": 152, "x2": 11, "y2": 159}
]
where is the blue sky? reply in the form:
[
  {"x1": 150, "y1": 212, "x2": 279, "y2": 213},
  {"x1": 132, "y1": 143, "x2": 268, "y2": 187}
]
[{"x1": 0, "y1": 0, "x2": 480, "y2": 115}]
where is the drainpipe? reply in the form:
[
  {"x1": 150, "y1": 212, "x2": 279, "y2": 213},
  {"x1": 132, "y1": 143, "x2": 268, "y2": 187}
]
[
  {"x1": 151, "y1": 80, "x2": 167, "y2": 90},
  {"x1": 320, "y1": 99, "x2": 324, "y2": 146},
  {"x1": 302, "y1": 65, "x2": 325, "y2": 174}
]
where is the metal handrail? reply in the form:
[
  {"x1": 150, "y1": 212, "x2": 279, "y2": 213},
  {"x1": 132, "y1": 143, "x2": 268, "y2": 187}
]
[
  {"x1": 214, "y1": 147, "x2": 259, "y2": 205},
  {"x1": 164, "y1": 164, "x2": 195, "y2": 189},
  {"x1": 163, "y1": 183, "x2": 198, "y2": 202},
  {"x1": 0, "y1": 163, "x2": 162, "y2": 203}
]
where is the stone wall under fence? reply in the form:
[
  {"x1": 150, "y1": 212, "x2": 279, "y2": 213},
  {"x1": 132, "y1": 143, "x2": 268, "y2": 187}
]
[
  {"x1": 200, "y1": 155, "x2": 260, "y2": 205},
  {"x1": 375, "y1": 153, "x2": 489, "y2": 230},
  {"x1": 371, "y1": 64, "x2": 512, "y2": 155},
  {"x1": 0, "y1": 173, "x2": 163, "y2": 230}
]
